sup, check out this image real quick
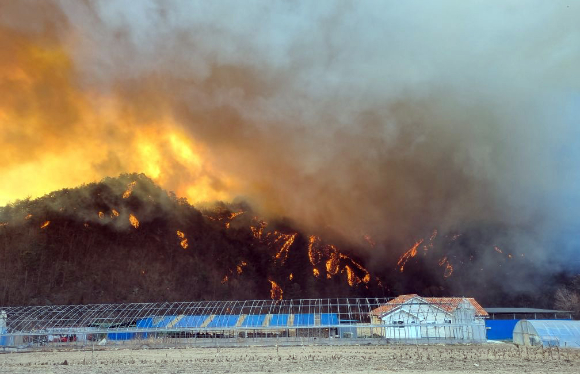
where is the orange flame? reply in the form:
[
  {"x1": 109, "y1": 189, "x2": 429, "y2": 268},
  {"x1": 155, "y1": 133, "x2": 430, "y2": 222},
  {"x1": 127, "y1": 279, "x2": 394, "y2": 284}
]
[
  {"x1": 397, "y1": 239, "x2": 424, "y2": 272},
  {"x1": 236, "y1": 261, "x2": 247, "y2": 274},
  {"x1": 270, "y1": 232, "x2": 297, "y2": 264},
  {"x1": 308, "y1": 235, "x2": 322, "y2": 265},
  {"x1": 289, "y1": 273, "x2": 293, "y2": 281},
  {"x1": 111, "y1": 209, "x2": 119, "y2": 218},
  {"x1": 0, "y1": 222, "x2": 7, "y2": 227},
  {"x1": 176, "y1": 230, "x2": 188, "y2": 248},
  {"x1": 268, "y1": 279, "x2": 283, "y2": 300},
  {"x1": 98, "y1": 211, "x2": 104, "y2": 219},
  {"x1": 326, "y1": 251, "x2": 340, "y2": 276},
  {"x1": 129, "y1": 214, "x2": 139, "y2": 228},
  {"x1": 313, "y1": 268, "x2": 320, "y2": 277},
  {"x1": 250, "y1": 219, "x2": 267, "y2": 239},
  {"x1": 25, "y1": 214, "x2": 32, "y2": 220},
  {"x1": 343, "y1": 265, "x2": 362, "y2": 286},
  {"x1": 221, "y1": 275, "x2": 229, "y2": 284},
  {"x1": 123, "y1": 181, "x2": 136, "y2": 199},
  {"x1": 40, "y1": 221, "x2": 50, "y2": 229}
]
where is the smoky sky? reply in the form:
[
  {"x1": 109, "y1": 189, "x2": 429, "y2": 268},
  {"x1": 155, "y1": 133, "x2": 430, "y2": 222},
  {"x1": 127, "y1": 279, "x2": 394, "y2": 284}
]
[{"x1": 1, "y1": 0, "x2": 579, "y2": 270}]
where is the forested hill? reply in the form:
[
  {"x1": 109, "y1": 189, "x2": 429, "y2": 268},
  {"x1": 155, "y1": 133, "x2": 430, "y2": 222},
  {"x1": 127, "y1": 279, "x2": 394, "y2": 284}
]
[{"x1": 0, "y1": 173, "x2": 381, "y2": 306}]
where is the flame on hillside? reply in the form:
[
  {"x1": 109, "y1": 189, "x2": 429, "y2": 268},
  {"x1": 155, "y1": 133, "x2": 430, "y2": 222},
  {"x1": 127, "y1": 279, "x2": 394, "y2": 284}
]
[
  {"x1": 123, "y1": 181, "x2": 136, "y2": 199},
  {"x1": 129, "y1": 214, "x2": 139, "y2": 229},
  {"x1": 111, "y1": 209, "x2": 119, "y2": 218},
  {"x1": 40, "y1": 221, "x2": 50, "y2": 229},
  {"x1": 268, "y1": 279, "x2": 283, "y2": 300},
  {"x1": 397, "y1": 239, "x2": 424, "y2": 272},
  {"x1": 176, "y1": 230, "x2": 188, "y2": 249}
]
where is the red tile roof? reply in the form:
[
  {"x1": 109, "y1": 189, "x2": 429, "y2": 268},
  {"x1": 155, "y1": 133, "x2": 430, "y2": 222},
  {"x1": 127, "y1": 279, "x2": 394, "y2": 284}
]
[{"x1": 371, "y1": 294, "x2": 488, "y2": 318}]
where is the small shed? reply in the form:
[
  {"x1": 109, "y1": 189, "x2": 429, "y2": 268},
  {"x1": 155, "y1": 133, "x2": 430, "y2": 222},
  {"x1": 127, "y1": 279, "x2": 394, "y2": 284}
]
[{"x1": 513, "y1": 320, "x2": 580, "y2": 348}]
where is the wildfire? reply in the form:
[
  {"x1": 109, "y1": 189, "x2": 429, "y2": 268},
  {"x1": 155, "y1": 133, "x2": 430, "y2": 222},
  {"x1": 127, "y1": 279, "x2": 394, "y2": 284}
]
[
  {"x1": 236, "y1": 261, "x2": 247, "y2": 274},
  {"x1": 308, "y1": 235, "x2": 322, "y2": 265},
  {"x1": 25, "y1": 214, "x2": 32, "y2": 220},
  {"x1": 176, "y1": 231, "x2": 189, "y2": 249},
  {"x1": 268, "y1": 231, "x2": 297, "y2": 264},
  {"x1": 343, "y1": 265, "x2": 362, "y2": 286},
  {"x1": 250, "y1": 219, "x2": 267, "y2": 239},
  {"x1": 397, "y1": 239, "x2": 424, "y2": 272},
  {"x1": 122, "y1": 181, "x2": 136, "y2": 199},
  {"x1": 40, "y1": 221, "x2": 50, "y2": 229},
  {"x1": 129, "y1": 214, "x2": 139, "y2": 228},
  {"x1": 326, "y1": 251, "x2": 341, "y2": 276},
  {"x1": 494, "y1": 246, "x2": 503, "y2": 254},
  {"x1": 313, "y1": 268, "x2": 320, "y2": 277},
  {"x1": 289, "y1": 273, "x2": 293, "y2": 281},
  {"x1": 268, "y1": 280, "x2": 283, "y2": 300},
  {"x1": 221, "y1": 275, "x2": 229, "y2": 284},
  {"x1": 0, "y1": 222, "x2": 7, "y2": 227},
  {"x1": 111, "y1": 209, "x2": 119, "y2": 217},
  {"x1": 98, "y1": 211, "x2": 105, "y2": 219}
]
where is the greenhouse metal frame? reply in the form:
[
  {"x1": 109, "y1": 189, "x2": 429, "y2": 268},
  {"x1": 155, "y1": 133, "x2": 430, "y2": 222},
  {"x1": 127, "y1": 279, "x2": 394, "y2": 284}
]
[{"x1": 1, "y1": 298, "x2": 487, "y2": 350}]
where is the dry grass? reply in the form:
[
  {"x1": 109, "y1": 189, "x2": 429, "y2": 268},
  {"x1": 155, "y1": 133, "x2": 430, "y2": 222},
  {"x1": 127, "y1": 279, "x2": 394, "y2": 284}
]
[{"x1": 1, "y1": 343, "x2": 580, "y2": 373}]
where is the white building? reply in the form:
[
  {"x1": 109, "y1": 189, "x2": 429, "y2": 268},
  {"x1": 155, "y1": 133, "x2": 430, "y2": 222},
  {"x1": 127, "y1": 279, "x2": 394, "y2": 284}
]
[{"x1": 370, "y1": 294, "x2": 488, "y2": 342}]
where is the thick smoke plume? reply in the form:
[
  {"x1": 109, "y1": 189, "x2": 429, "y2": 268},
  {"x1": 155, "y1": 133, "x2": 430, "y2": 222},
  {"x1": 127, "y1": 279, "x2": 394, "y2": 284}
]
[{"x1": 1, "y1": 1, "x2": 579, "y2": 287}]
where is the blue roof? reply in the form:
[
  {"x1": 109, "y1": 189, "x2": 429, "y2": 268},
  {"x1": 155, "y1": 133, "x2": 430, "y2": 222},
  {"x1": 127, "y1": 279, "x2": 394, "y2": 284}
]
[
  {"x1": 241, "y1": 315, "x2": 266, "y2": 327},
  {"x1": 293, "y1": 314, "x2": 315, "y2": 326},
  {"x1": 269, "y1": 314, "x2": 289, "y2": 327},
  {"x1": 174, "y1": 315, "x2": 208, "y2": 328},
  {"x1": 207, "y1": 315, "x2": 239, "y2": 328}
]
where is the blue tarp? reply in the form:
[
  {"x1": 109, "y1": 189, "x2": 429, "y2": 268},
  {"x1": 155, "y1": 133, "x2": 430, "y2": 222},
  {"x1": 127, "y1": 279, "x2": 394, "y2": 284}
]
[
  {"x1": 269, "y1": 314, "x2": 289, "y2": 327},
  {"x1": 320, "y1": 313, "x2": 339, "y2": 326},
  {"x1": 293, "y1": 314, "x2": 315, "y2": 326},
  {"x1": 241, "y1": 315, "x2": 266, "y2": 327},
  {"x1": 174, "y1": 315, "x2": 208, "y2": 328},
  {"x1": 207, "y1": 315, "x2": 239, "y2": 328}
]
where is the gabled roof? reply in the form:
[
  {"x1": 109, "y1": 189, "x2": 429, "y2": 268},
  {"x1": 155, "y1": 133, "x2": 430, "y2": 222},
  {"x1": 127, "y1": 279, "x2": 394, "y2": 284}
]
[{"x1": 371, "y1": 294, "x2": 489, "y2": 318}]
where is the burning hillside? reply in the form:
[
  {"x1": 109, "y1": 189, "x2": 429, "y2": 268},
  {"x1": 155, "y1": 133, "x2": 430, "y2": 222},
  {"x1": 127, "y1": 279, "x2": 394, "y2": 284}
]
[
  {"x1": 0, "y1": 2, "x2": 579, "y2": 307},
  {"x1": 0, "y1": 174, "x2": 389, "y2": 306},
  {"x1": 0, "y1": 174, "x2": 569, "y2": 308}
]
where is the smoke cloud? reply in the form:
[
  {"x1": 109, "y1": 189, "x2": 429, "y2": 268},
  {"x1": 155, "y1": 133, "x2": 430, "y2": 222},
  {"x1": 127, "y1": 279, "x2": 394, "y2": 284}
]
[{"x1": 1, "y1": 1, "x2": 579, "y2": 280}]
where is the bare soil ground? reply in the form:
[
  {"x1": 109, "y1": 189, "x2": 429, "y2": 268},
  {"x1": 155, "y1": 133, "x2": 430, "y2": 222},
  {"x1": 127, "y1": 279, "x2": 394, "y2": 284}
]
[{"x1": 1, "y1": 343, "x2": 579, "y2": 374}]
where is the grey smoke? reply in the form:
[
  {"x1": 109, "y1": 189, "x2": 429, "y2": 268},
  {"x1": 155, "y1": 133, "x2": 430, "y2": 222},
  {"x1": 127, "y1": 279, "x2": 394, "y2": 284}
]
[{"x1": 2, "y1": 1, "x2": 580, "y2": 275}]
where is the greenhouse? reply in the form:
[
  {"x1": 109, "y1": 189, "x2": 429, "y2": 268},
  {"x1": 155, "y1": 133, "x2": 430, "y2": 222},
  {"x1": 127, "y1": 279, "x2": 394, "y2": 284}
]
[
  {"x1": 513, "y1": 320, "x2": 580, "y2": 348},
  {"x1": 1, "y1": 297, "x2": 488, "y2": 350}
]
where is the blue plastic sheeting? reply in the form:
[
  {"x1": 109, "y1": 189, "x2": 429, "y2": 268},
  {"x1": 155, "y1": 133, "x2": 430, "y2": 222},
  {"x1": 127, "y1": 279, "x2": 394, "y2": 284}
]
[
  {"x1": 107, "y1": 332, "x2": 135, "y2": 340},
  {"x1": 293, "y1": 314, "x2": 315, "y2": 326},
  {"x1": 269, "y1": 314, "x2": 289, "y2": 327},
  {"x1": 514, "y1": 320, "x2": 580, "y2": 348},
  {"x1": 320, "y1": 314, "x2": 339, "y2": 326},
  {"x1": 153, "y1": 316, "x2": 175, "y2": 328},
  {"x1": 241, "y1": 315, "x2": 266, "y2": 327},
  {"x1": 207, "y1": 315, "x2": 239, "y2": 328},
  {"x1": 137, "y1": 318, "x2": 154, "y2": 328},
  {"x1": 486, "y1": 320, "x2": 519, "y2": 340},
  {"x1": 0, "y1": 328, "x2": 8, "y2": 346},
  {"x1": 174, "y1": 315, "x2": 208, "y2": 328}
]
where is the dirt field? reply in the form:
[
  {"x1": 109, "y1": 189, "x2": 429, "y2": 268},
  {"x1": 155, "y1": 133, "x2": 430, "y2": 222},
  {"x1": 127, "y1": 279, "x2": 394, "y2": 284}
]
[{"x1": 1, "y1": 343, "x2": 579, "y2": 374}]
